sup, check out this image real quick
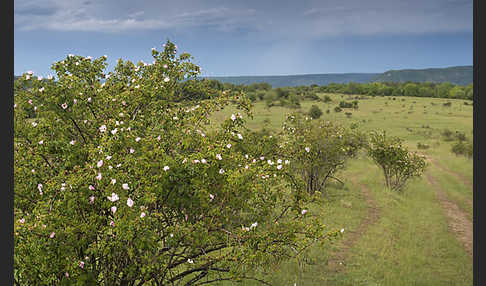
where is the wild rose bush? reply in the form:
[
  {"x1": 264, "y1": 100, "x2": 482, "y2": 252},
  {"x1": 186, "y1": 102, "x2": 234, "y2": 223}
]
[
  {"x1": 14, "y1": 41, "x2": 339, "y2": 285},
  {"x1": 280, "y1": 114, "x2": 367, "y2": 197}
]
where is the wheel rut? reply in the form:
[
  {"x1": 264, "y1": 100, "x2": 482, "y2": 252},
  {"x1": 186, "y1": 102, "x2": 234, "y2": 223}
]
[
  {"x1": 326, "y1": 183, "x2": 380, "y2": 272},
  {"x1": 429, "y1": 158, "x2": 472, "y2": 190},
  {"x1": 425, "y1": 173, "x2": 473, "y2": 258},
  {"x1": 418, "y1": 154, "x2": 472, "y2": 207}
]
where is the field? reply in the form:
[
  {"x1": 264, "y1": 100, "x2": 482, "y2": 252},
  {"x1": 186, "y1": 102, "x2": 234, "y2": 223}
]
[{"x1": 211, "y1": 93, "x2": 473, "y2": 285}]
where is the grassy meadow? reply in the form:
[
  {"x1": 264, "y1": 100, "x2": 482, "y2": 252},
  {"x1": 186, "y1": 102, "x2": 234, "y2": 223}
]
[{"x1": 211, "y1": 93, "x2": 473, "y2": 285}]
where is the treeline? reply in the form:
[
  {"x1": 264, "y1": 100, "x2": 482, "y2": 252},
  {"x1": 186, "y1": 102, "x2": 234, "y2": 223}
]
[
  {"x1": 317, "y1": 81, "x2": 473, "y2": 100},
  {"x1": 200, "y1": 79, "x2": 473, "y2": 101}
]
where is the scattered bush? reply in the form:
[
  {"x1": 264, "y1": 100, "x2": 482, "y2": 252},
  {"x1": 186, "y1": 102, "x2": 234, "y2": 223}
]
[
  {"x1": 417, "y1": 142, "x2": 430, "y2": 149},
  {"x1": 455, "y1": 131, "x2": 467, "y2": 142},
  {"x1": 451, "y1": 140, "x2": 473, "y2": 158},
  {"x1": 257, "y1": 91, "x2": 266, "y2": 100},
  {"x1": 281, "y1": 114, "x2": 366, "y2": 195},
  {"x1": 339, "y1": 100, "x2": 358, "y2": 109},
  {"x1": 322, "y1": 95, "x2": 332, "y2": 103},
  {"x1": 303, "y1": 92, "x2": 319, "y2": 101},
  {"x1": 264, "y1": 92, "x2": 276, "y2": 108},
  {"x1": 367, "y1": 131, "x2": 427, "y2": 191},
  {"x1": 334, "y1": 106, "x2": 342, "y2": 113},
  {"x1": 287, "y1": 93, "x2": 302, "y2": 108},
  {"x1": 309, "y1": 105, "x2": 323, "y2": 119},
  {"x1": 441, "y1": 129, "x2": 455, "y2": 141},
  {"x1": 247, "y1": 92, "x2": 257, "y2": 102}
]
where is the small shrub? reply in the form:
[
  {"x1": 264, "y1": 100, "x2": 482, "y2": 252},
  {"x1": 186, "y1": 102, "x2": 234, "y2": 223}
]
[
  {"x1": 334, "y1": 106, "x2": 342, "y2": 112},
  {"x1": 322, "y1": 95, "x2": 332, "y2": 103},
  {"x1": 345, "y1": 112, "x2": 352, "y2": 118},
  {"x1": 247, "y1": 92, "x2": 257, "y2": 102},
  {"x1": 367, "y1": 131, "x2": 427, "y2": 191},
  {"x1": 303, "y1": 92, "x2": 319, "y2": 101},
  {"x1": 338, "y1": 100, "x2": 358, "y2": 109},
  {"x1": 417, "y1": 142, "x2": 430, "y2": 149},
  {"x1": 451, "y1": 140, "x2": 473, "y2": 158},
  {"x1": 288, "y1": 94, "x2": 302, "y2": 108},
  {"x1": 443, "y1": 102, "x2": 452, "y2": 107},
  {"x1": 257, "y1": 91, "x2": 266, "y2": 100},
  {"x1": 441, "y1": 129, "x2": 455, "y2": 141},
  {"x1": 455, "y1": 131, "x2": 467, "y2": 142},
  {"x1": 309, "y1": 105, "x2": 323, "y2": 119},
  {"x1": 326, "y1": 109, "x2": 330, "y2": 114}
]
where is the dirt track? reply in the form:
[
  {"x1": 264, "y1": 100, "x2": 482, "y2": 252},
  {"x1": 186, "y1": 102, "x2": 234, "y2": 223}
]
[
  {"x1": 425, "y1": 173, "x2": 473, "y2": 257},
  {"x1": 326, "y1": 183, "x2": 381, "y2": 272}
]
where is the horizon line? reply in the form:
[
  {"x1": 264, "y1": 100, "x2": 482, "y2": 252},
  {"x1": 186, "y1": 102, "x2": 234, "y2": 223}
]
[{"x1": 200, "y1": 65, "x2": 472, "y2": 78}]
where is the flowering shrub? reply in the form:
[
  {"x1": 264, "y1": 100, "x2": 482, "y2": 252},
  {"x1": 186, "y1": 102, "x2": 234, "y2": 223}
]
[
  {"x1": 280, "y1": 114, "x2": 366, "y2": 196},
  {"x1": 367, "y1": 131, "x2": 427, "y2": 191},
  {"x1": 14, "y1": 41, "x2": 338, "y2": 285}
]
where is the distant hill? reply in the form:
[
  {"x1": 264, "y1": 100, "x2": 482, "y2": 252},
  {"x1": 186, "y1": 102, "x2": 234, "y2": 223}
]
[
  {"x1": 203, "y1": 73, "x2": 379, "y2": 88},
  {"x1": 373, "y1": 66, "x2": 472, "y2": 86},
  {"x1": 204, "y1": 66, "x2": 472, "y2": 87},
  {"x1": 14, "y1": 66, "x2": 472, "y2": 88}
]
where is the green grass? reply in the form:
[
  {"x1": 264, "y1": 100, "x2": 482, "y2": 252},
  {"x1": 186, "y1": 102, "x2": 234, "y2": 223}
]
[{"x1": 209, "y1": 93, "x2": 473, "y2": 285}]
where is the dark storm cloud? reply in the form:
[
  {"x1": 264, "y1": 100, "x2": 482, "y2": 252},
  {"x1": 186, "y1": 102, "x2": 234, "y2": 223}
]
[
  {"x1": 15, "y1": 1, "x2": 58, "y2": 16},
  {"x1": 14, "y1": 0, "x2": 472, "y2": 36}
]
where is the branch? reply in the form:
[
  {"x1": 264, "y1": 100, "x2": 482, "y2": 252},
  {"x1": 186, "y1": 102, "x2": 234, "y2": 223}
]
[
  {"x1": 328, "y1": 175, "x2": 345, "y2": 186},
  {"x1": 69, "y1": 117, "x2": 88, "y2": 144},
  {"x1": 168, "y1": 261, "x2": 221, "y2": 283},
  {"x1": 274, "y1": 205, "x2": 291, "y2": 223},
  {"x1": 194, "y1": 276, "x2": 272, "y2": 286},
  {"x1": 22, "y1": 136, "x2": 56, "y2": 171}
]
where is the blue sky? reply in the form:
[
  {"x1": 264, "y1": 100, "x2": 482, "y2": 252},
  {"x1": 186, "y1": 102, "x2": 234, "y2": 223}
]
[{"x1": 14, "y1": 0, "x2": 473, "y2": 77}]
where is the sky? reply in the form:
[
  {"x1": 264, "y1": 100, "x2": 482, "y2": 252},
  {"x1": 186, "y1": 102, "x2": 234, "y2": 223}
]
[{"x1": 14, "y1": 0, "x2": 473, "y2": 77}]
